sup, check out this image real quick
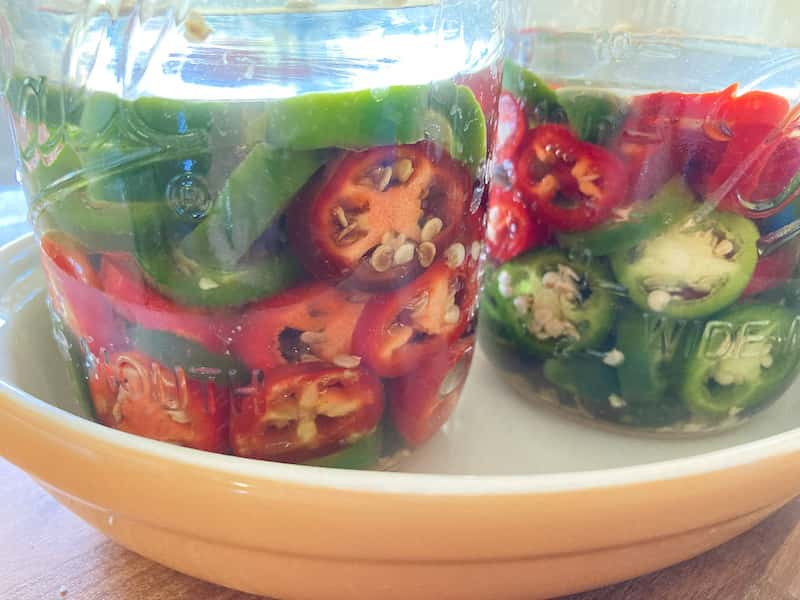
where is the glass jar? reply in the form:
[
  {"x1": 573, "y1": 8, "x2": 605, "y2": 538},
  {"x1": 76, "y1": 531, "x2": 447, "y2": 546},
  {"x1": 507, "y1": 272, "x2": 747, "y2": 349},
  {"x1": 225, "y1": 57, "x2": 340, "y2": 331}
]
[
  {"x1": 481, "y1": 0, "x2": 800, "y2": 434},
  {"x1": 0, "y1": 0, "x2": 504, "y2": 467}
]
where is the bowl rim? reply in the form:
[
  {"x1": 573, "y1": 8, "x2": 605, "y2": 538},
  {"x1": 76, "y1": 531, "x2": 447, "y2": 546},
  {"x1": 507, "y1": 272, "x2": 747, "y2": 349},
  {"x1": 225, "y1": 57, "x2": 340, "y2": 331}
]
[{"x1": 4, "y1": 232, "x2": 800, "y2": 497}]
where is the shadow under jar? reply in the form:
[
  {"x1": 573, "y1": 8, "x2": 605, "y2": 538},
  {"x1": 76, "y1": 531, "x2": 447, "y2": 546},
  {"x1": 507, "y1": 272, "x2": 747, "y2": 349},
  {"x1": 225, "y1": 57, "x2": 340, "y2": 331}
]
[
  {"x1": 481, "y1": 0, "x2": 800, "y2": 434},
  {"x1": 0, "y1": 0, "x2": 505, "y2": 467}
]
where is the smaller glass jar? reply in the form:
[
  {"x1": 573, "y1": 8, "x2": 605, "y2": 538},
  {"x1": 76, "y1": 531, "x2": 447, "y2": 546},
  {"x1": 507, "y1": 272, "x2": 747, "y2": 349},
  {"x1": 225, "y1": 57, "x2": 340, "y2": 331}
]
[{"x1": 480, "y1": 0, "x2": 800, "y2": 434}]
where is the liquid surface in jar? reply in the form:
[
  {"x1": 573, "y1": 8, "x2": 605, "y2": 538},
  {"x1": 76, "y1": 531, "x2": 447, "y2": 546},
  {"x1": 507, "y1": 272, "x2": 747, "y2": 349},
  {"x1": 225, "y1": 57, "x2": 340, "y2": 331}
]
[{"x1": 481, "y1": 36, "x2": 800, "y2": 434}]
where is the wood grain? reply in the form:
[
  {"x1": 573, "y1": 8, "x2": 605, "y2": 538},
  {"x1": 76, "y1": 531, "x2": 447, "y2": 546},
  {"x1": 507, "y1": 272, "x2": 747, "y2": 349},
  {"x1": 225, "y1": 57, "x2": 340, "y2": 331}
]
[{"x1": 2, "y1": 458, "x2": 800, "y2": 600}]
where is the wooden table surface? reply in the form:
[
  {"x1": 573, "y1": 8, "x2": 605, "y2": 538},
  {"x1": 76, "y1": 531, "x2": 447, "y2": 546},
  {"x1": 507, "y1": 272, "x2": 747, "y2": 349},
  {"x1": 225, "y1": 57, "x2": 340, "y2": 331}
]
[{"x1": 1, "y1": 458, "x2": 800, "y2": 600}]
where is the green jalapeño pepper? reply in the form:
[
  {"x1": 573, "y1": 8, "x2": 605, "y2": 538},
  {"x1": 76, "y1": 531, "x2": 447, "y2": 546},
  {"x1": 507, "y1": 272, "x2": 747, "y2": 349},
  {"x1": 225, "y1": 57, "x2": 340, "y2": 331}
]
[
  {"x1": 258, "y1": 82, "x2": 486, "y2": 175},
  {"x1": 33, "y1": 192, "x2": 178, "y2": 253},
  {"x1": 501, "y1": 60, "x2": 565, "y2": 126},
  {"x1": 304, "y1": 427, "x2": 383, "y2": 470},
  {"x1": 50, "y1": 309, "x2": 95, "y2": 420},
  {"x1": 136, "y1": 237, "x2": 305, "y2": 308},
  {"x1": 611, "y1": 209, "x2": 759, "y2": 319},
  {"x1": 615, "y1": 306, "x2": 702, "y2": 407},
  {"x1": 678, "y1": 303, "x2": 800, "y2": 418},
  {"x1": 179, "y1": 145, "x2": 329, "y2": 268},
  {"x1": 543, "y1": 354, "x2": 620, "y2": 405},
  {"x1": 127, "y1": 327, "x2": 249, "y2": 385},
  {"x1": 558, "y1": 177, "x2": 696, "y2": 257},
  {"x1": 483, "y1": 248, "x2": 616, "y2": 357},
  {"x1": 555, "y1": 87, "x2": 628, "y2": 146}
]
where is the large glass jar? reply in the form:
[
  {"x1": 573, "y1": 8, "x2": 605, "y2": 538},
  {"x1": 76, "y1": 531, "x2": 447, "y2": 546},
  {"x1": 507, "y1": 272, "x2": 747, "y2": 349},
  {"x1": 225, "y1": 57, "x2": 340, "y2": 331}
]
[
  {"x1": 0, "y1": 0, "x2": 504, "y2": 467},
  {"x1": 481, "y1": 0, "x2": 800, "y2": 433}
]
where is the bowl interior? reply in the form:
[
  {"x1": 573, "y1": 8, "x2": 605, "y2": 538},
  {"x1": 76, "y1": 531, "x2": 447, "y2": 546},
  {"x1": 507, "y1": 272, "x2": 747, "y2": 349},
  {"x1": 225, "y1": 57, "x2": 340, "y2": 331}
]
[{"x1": 4, "y1": 234, "x2": 800, "y2": 476}]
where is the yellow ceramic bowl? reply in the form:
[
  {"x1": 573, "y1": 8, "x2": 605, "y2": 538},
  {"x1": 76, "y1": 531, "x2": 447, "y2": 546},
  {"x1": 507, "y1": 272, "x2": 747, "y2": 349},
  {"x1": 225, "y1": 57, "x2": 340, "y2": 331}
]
[{"x1": 3, "y1": 233, "x2": 800, "y2": 600}]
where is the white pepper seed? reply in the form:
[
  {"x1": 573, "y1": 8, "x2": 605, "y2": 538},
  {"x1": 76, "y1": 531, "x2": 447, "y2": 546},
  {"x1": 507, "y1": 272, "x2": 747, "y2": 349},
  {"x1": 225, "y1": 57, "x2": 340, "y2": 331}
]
[
  {"x1": 417, "y1": 241, "x2": 437, "y2": 267},
  {"x1": 393, "y1": 242, "x2": 416, "y2": 265},
  {"x1": 444, "y1": 305, "x2": 461, "y2": 324},
  {"x1": 333, "y1": 354, "x2": 362, "y2": 369},
  {"x1": 371, "y1": 245, "x2": 395, "y2": 272},
  {"x1": 394, "y1": 158, "x2": 414, "y2": 183},
  {"x1": 445, "y1": 243, "x2": 466, "y2": 269},
  {"x1": 714, "y1": 239, "x2": 734, "y2": 257},
  {"x1": 603, "y1": 349, "x2": 625, "y2": 367},
  {"x1": 420, "y1": 217, "x2": 444, "y2": 242},
  {"x1": 647, "y1": 289, "x2": 672, "y2": 312}
]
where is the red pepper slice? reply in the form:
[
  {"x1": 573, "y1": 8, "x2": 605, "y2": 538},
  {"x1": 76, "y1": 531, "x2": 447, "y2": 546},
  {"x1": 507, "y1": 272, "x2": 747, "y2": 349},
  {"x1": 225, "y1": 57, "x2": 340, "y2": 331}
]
[
  {"x1": 611, "y1": 129, "x2": 675, "y2": 202},
  {"x1": 40, "y1": 233, "x2": 122, "y2": 354},
  {"x1": 514, "y1": 124, "x2": 627, "y2": 232},
  {"x1": 705, "y1": 91, "x2": 791, "y2": 215},
  {"x1": 288, "y1": 143, "x2": 471, "y2": 290},
  {"x1": 229, "y1": 362, "x2": 383, "y2": 462},
  {"x1": 88, "y1": 350, "x2": 230, "y2": 452},
  {"x1": 99, "y1": 254, "x2": 232, "y2": 354},
  {"x1": 494, "y1": 91, "x2": 527, "y2": 166},
  {"x1": 352, "y1": 259, "x2": 476, "y2": 377},
  {"x1": 229, "y1": 282, "x2": 365, "y2": 371},
  {"x1": 743, "y1": 238, "x2": 800, "y2": 297},
  {"x1": 486, "y1": 186, "x2": 547, "y2": 262},
  {"x1": 388, "y1": 336, "x2": 474, "y2": 447},
  {"x1": 612, "y1": 86, "x2": 738, "y2": 199}
]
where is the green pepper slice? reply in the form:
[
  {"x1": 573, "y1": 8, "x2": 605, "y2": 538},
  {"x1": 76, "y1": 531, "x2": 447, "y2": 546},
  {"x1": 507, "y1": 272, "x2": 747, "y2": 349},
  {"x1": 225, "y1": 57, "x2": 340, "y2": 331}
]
[
  {"x1": 616, "y1": 306, "x2": 702, "y2": 407},
  {"x1": 179, "y1": 145, "x2": 328, "y2": 268},
  {"x1": 126, "y1": 327, "x2": 248, "y2": 384},
  {"x1": 134, "y1": 210, "x2": 304, "y2": 308},
  {"x1": 501, "y1": 60, "x2": 564, "y2": 125},
  {"x1": 304, "y1": 427, "x2": 383, "y2": 470},
  {"x1": 50, "y1": 310, "x2": 95, "y2": 420},
  {"x1": 482, "y1": 248, "x2": 616, "y2": 357},
  {"x1": 555, "y1": 87, "x2": 628, "y2": 146},
  {"x1": 33, "y1": 193, "x2": 176, "y2": 253},
  {"x1": 545, "y1": 349, "x2": 691, "y2": 428},
  {"x1": 558, "y1": 177, "x2": 696, "y2": 257},
  {"x1": 258, "y1": 82, "x2": 486, "y2": 174},
  {"x1": 678, "y1": 303, "x2": 800, "y2": 417},
  {"x1": 611, "y1": 209, "x2": 759, "y2": 319},
  {"x1": 543, "y1": 354, "x2": 620, "y2": 404}
]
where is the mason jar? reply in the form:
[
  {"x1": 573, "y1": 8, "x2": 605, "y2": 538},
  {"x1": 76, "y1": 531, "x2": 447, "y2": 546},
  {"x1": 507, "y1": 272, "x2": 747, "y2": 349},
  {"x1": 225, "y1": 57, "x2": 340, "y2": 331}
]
[
  {"x1": 480, "y1": 0, "x2": 800, "y2": 434},
  {"x1": 0, "y1": 0, "x2": 504, "y2": 466}
]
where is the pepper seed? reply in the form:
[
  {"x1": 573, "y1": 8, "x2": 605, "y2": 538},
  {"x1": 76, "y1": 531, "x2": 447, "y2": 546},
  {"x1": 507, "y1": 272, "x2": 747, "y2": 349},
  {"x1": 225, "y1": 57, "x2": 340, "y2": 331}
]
[
  {"x1": 417, "y1": 241, "x2": 437, "y2": 267},
  {"x1": 762, "y1": 355, "x2": 774, "y2": 368},
  {"x1": 334, "y1": 206, "x2": 349, "y2": 228},
  {"x1": 337, "y1": 222, "x2": 358, "y2": 241},
  {"x1": 167, "y1": 410, "x2": 191, "y2": 424},
  {"x1": 300, "y1": 331, "x2": 327, "y2": 345},
  {"x1": 420, "y1": 217, "x2": 444, "y2": 242},
  {"x1": 647, "y1": 289, "x2": 672, "y2": 312},
  {"x1": 608, "y1": 394, "x2": 627, "y2": 409},
  {"x1": 394, "y1": 242, "x2": 416, "y2": 266},
  {"x1": 376, "y1": 166, "x2": 393, "y2": 192},
  {"x1": 333, "y1": 354, "x2": 362, "y2": 369},
  {"x1": 394, "y1": 158, "x2": 414, "y2": 183},
  {"x1": 444, "y1": 305, "x2": 461, "y2": 324},
  {"x1": 603, "y1": 349, "x2": 625, "y2": 367},
  {"x1": 445, "y1": 243, "x2": 466, "y2": 269},
  {"x1": 513, "y1": 296, "x2": 530, "y2": 315},
  {"x1": 470, "y1": 241, "x2": 482, "y2": 261},
  {"x1": 713, "y1": 239, "x2": 734, "y2": 257},
  {"x1": 371, "y1": 245, "x2": 395, "y2": 272}
]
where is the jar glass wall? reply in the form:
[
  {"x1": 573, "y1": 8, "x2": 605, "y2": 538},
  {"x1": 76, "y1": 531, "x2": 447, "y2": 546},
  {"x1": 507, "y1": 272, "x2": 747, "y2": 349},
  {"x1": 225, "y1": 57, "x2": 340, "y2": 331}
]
[
  {"x1": 0, "y1": 0, "x2": 504, "y2": 466},
  {"x1": 481, "y1": 0, "x2": 800, "y2": 433}
]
